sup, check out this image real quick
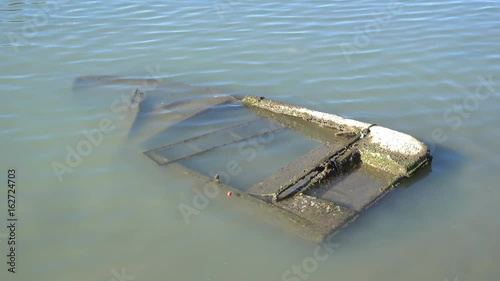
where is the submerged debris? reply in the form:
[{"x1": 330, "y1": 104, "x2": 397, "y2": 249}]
[
  {"x1": 143, "y1": 95, "x2": 431, "y2": 242},
  {"x1": 73, "y1": 75, "x2": 431, "y2": 242}
]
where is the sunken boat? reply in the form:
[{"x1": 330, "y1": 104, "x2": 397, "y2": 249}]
[{"x1": 74, "y1": 75, "x2": 432, "y2": 242}]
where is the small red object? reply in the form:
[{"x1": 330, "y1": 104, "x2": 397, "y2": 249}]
[{"x1": 227, "y1": 191, "x2": 232, "y2": 197}]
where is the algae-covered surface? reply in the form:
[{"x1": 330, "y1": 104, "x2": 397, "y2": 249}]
[{"x1": 141, "y1": 96, "x2": 430, "y2": 242}]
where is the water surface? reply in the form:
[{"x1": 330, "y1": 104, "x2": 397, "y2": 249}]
[{"x1": 1, "y1": 1, "x2": 499, "y2": 280}]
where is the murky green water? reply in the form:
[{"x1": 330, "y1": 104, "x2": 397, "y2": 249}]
[{"x1": 1, "y1": 1, "x2": 499, "y2": 280}]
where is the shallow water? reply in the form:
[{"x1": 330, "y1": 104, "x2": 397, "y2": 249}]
[{"x1": 1, "y1": 1, "x2": 499, "y2": 280}]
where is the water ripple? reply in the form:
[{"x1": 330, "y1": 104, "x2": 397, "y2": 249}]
[{"x1": 1, "y1": 1, "x2": 500, "y2": 280}]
